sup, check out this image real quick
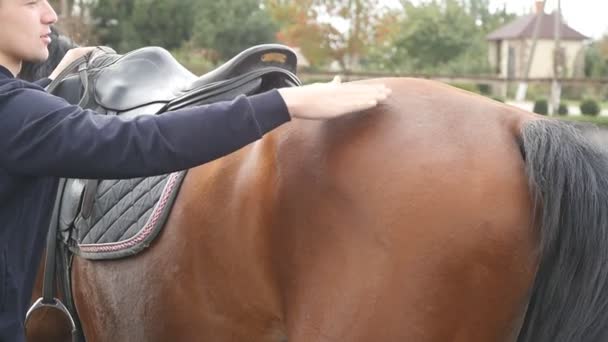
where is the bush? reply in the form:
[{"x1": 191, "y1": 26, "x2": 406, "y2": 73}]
[
  {"x1": 171, "y1": 45, "x2": 216, "y2": 75},
  {"x1": 526, "y1": 84, "x2": 550, "y2": 101},
  {"x1": 557, "y1": 103, "x2": 569, "y2": 116},
  {"x1": 450, "y1": 83, "x2": 479, "y2": 93},
  {"x1": 477, "y1": 84, "x2": 491, "y2": 95},
  {"x1": 533, "y1": 98, "x2": 548, "y2": 115},
  {"x1": 580, "y1": 98, "x2": 600, "y2": 116}
]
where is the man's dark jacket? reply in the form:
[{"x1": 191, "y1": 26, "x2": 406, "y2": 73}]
[{"x1": 0, "y1": 64, "x2": 290, "y2": 341}]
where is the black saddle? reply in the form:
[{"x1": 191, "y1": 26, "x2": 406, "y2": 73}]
[
  {"x1": 50, "y1": 44, "x2": 300, "y2": 242},
  {"x1": 49, "y1": 44, "x2": 300, "y2": 117}
]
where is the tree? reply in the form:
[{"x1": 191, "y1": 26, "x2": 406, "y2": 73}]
[
  {"x1": 396, "y1": 1, "x2": 478, "y2": 69},
  {"x1": 191, "y1": 0, "x2": 278, "y2": 60},
  {"x1": 266, "y1": 0, "x2": 397, "y2": 70},
  {"x1": 381, "y1": 0, "x2": 515, "y2": 74},
  {"x1": 49, "y1": 0, "x2": 97, "y2": 43},
  {"x1": 130, "y1": 0, "x2": 196, "y2": 50},
  {"x1": 266, "y1": 0, "x2": 333, "y2": 67},
  {"x1": 463, "y1": 0, "x2": 515, "y2": 34},
  {"x1": 90, "y1": 0, "x2": 196, "y2": 52},
  {"x1": 585, "y1": 35, "x2": 608, "y2": 78},
  {"x1": 90, "y1": 0, "x2": 138, "y2": 51}
]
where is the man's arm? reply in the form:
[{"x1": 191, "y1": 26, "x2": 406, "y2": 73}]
[
  {"x1": 32, "y1": 78, "x2": 52, "y2": 88},
  {"x1": 0, "y1": 84, "x2": 290, "y2": 178}
]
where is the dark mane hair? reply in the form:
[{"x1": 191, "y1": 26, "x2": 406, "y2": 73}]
[{"x1": 18, "y1": 26, "x2": 77, "y2": 81}]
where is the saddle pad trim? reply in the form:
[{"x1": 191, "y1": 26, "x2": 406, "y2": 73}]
[{"x1": 76, "y1": 171, "x2": 186, "y2": 259}]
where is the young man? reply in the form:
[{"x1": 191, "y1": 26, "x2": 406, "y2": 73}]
[{"x1": 0, "y1": 0, "x2": 391, "y2": 340}]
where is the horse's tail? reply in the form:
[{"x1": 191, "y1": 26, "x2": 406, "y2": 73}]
[{"x1": 517, "y1": 119, "x2": 608, "y2": 342}]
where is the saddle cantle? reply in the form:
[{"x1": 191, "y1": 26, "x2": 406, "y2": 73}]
[{"x1": 51, "y1": 44, "x2": 301, "y2": 259}]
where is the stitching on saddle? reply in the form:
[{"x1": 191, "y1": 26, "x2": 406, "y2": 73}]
[
  {"x1": 121, "y1": 206, "x2": 155, "y2": 241},
  {"x1": 94, "y1": 177, "x2": 166, "y2": 243},
  {"x1": 96, "y1": 179, "x2": 122, "y2": 198},
  {"x1": 78, "y1": 172, "x2": 180, "y2": 253},
  {"x1": 86, "y1": 176, "x2": 163, "y2": 242},
  {"x1": 89, "y1": 177, "x2": 149, "y2": 228}
]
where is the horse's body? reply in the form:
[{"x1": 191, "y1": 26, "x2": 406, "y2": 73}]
[{"x1": 26, "y1": 78, "x2": 608, "y2": 341}]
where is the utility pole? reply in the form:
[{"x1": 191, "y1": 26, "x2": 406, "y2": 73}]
[
  {"x1": 516, "y1": 0, "x2": 547, "y2": 102},
  {"x1": 550, "y1": 0, "x2": 562, "y2": 115}
]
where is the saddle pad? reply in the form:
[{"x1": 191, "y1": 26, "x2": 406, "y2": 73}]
[{"x1": 72, "y1": 171, "x2": 186, "y2": 260}]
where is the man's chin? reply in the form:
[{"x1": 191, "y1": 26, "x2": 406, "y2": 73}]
[{"x1": 25, "y1": 50, "x2": 49, "y2": 63}]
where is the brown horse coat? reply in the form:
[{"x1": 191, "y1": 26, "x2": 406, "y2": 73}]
[{"x1": 29, "y1": 78, "x2": 608, "y2": 341}]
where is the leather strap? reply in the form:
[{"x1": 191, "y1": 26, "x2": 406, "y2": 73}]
[{"x1": 42, "y1": 178, "x2": 65, "y2": 303}]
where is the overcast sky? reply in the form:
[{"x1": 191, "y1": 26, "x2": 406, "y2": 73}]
[{"x1": 382, "y1": 0, "x2": 608, "y2": 39}]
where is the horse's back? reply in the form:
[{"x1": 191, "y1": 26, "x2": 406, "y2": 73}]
[
  {"x1": 68, "y1": 78, "x2": 541, "y2": 342},
  {"x1": 267, "y1": 78, "x2": 539, "y2": 341}
]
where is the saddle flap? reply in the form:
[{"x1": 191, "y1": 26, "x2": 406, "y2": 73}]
[{"x1": 58, "y1": 179, "x2": 86, "y2": 235}]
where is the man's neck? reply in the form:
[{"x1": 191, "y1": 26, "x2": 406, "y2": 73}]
[{"x1": 0, "y1": 54, "x2": 21, "y2": 77}]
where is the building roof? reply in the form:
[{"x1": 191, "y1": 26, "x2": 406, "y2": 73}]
[{"x1": 487, "y1": 12, "x2": 589, "y2": 41}]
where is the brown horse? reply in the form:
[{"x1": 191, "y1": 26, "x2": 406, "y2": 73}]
[{"x1": 26, "y1": 78, "x2": 608, "y2": 341}]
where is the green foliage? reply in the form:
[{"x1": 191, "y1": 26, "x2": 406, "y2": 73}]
[
  {"x1": 91, "y1": 0, "x2": 276, "y2": 58},
  {"x1": 90, "y1": 0, "x2": 137, "y2": 52},
  {"x1": 580, "y1": 98, "x2": 601, "y2": 116},
  {"x1": 171, "y1": 44, "x2": 216, "y2": 75},
  {"x1": 130, "y1": 0, "x2": 196, "y2": 50},
  {"x1": 191, "y1": 0, "x2": 277, "y2": 60},
  {"x1": 449, "y1": 82, "x2": 479, "y2": 93},
  {"x1": 477, "y1": 83, "x2": 491, "y2": 95},
  {"x1": 524, "y1": 83, "x2": 549, "y2": 101},
  {"x1": 78, "y1": 0, "x2": 522, "y2": 76},
  {"x1": 90, "y1": 0, "x2": 195, "y2": 52},
  {"x1": 395, "y1": 1, "x2": 478, "y2": 69},
  {"x1": 377, "y1": 0, "x2": 516, "y2": 74},
  {"x1": 584, "y1": 39, "x2": 608, "y2": 78},
  {"x1": 533, "y1": 99, "x2": 548, "y2": 115},
  {"x1": 557, "y1": 103, "x2": 569, "y2": 116}
]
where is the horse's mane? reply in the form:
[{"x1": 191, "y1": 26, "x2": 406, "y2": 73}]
[{"x1": 18, "y1": 26, "x2": 76, "y2": 81}]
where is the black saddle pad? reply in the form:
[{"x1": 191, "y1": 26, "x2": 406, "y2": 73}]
[{"x1": 69, "y1": 172, "x2": 185, "y2": 260}]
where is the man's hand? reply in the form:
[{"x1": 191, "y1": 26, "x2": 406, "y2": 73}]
[
  {"x1": 48, "y1": 47, "x2": 98, "y2": 80},
  {"x1": 277, "y1": 77, "x2": 391, "y2": 120}
]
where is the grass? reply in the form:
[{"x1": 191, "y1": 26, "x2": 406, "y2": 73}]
[{"x1": 557, "y1": 115, "x2": 608, "y2": 128}]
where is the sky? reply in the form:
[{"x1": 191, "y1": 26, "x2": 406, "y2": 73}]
[{"x1": 381, "y1": 0, "x2": 608, "y2": 39}]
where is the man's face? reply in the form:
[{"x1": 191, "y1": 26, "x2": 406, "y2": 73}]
[{"x1": 0, "y1": 0, "x2": 58, "y2": 68}]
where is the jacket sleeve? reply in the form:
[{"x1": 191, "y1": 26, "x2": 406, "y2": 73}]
[{"x1": 0, "y1": 83, "x2": 290, "y2": 178}]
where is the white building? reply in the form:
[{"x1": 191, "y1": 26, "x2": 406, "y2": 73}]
[{"x1": 486, "y1": 1, "x2": 588, "y2": 80}]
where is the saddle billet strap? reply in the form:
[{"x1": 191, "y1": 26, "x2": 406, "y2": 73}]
[
  {"x1": 43, "y1": 179, "x2": 65, "y2": 304},
  {"x1": 80, "y1": 179, "x2": 98, "y2": 219}
]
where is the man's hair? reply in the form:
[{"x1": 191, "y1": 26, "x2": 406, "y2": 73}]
[{"x1": 18, "y1": 26, "x2": 77, "y2": 81}]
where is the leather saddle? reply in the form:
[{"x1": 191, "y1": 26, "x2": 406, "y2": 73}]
[
  {"x1": 50, "y1": 44, "x2": 301, "y2": 245},
  {"x1": 49, "y1": 44, "x2": 300, "y2": 115}
]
